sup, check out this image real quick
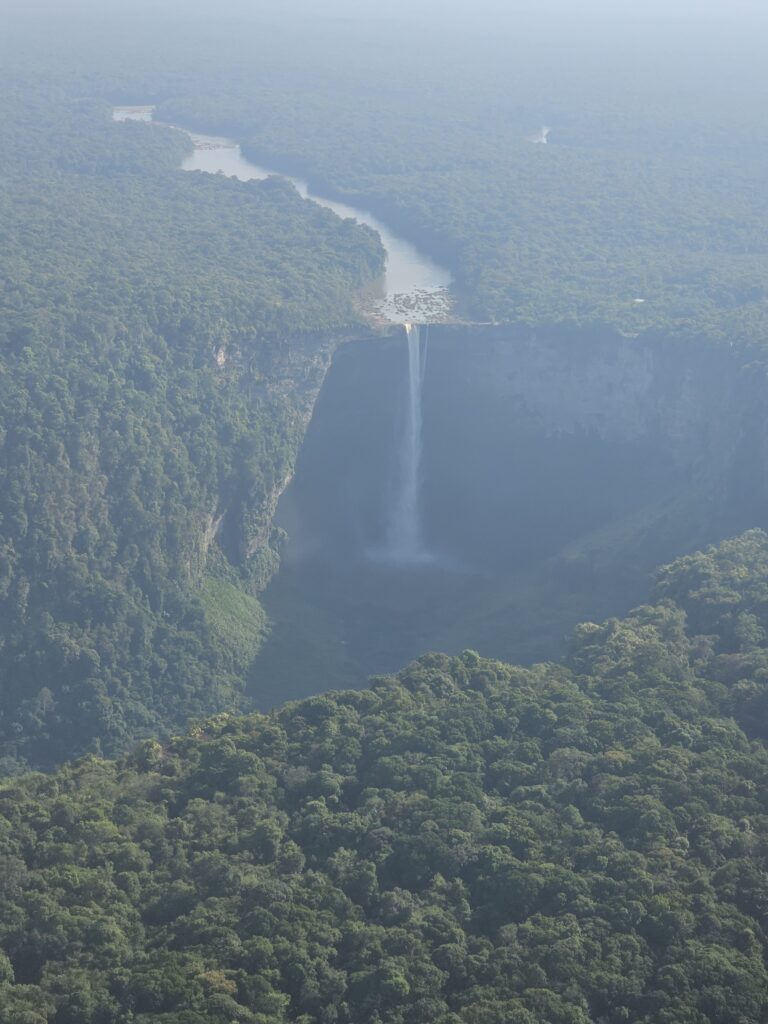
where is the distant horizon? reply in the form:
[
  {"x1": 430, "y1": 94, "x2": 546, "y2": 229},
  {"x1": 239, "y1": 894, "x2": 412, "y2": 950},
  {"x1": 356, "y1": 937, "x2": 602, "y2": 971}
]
[{"x1": 6, "y1": 0, "x2": 768, "y2": 22}]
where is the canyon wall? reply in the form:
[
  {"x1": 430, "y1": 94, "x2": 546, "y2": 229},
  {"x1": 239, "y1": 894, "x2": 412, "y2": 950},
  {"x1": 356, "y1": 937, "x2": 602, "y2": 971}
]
[{"x1": 259, "y1": 323, "x2": 768, "y2": 686}]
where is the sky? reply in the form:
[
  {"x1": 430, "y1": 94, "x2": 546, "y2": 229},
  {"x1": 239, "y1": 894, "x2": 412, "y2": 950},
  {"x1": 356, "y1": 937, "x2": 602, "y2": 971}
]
[
  {"x1": 5, "y1": 0, "x2": 768, "y2": 19},
  {"x1": 3, "y1": 0, "x2": 765, "y2": 100}
]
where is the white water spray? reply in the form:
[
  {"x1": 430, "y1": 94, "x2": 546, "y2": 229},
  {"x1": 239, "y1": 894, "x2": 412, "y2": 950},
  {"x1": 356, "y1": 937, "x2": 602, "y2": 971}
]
[{"x1": 387, "y1": 323, "x2": 429, "y2": 562}]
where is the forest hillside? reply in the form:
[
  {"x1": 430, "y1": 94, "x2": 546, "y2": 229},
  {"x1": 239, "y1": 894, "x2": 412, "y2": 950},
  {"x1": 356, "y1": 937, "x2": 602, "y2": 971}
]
[
  {"x1": 2, "y1": 533, "x2": 768, "y2": 1022},
  {"x1": 0, "y1": 82, "x2": 383, "y2": 772}
]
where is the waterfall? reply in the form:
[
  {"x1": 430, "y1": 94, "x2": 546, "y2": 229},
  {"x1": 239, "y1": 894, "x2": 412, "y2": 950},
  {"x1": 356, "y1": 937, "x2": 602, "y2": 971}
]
[{"x1": 387, "y1": 322, "x2": 429, "y2": 562}]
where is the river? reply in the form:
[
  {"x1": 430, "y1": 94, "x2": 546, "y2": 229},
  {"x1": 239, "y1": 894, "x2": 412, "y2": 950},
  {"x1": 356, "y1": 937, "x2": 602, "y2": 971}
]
[{"x1": 113, "y1": 105, "x2": 451, "y2": 323}]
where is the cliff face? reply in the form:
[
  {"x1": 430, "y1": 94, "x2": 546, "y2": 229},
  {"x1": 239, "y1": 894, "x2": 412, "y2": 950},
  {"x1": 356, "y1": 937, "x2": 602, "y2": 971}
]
[
  {"x1": 425, "y1": 323, "x2": 741, "y2": 458},
  {"x1": 258, "y1": 323, "x2": 768, "y2": 691},
  {"x1": 279, "y1": 322, "x2": 767, "y2": 574},
  {"x1": 211, "y1": 330, "x2": 356, "y2": 583},
  {"x1": 419, "y1": 323, "x2": 766, "y2": 573}
]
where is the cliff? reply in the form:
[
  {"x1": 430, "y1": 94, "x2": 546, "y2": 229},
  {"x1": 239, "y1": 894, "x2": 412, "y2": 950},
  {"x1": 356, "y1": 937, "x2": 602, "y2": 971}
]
[{"x1": 256, "y1": 322, "x2": 768, "y2": 694}]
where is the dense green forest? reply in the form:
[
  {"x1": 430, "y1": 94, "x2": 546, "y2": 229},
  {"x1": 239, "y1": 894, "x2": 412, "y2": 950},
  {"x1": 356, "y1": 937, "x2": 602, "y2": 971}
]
[
  {"x1": 2, "y1": 532, "x2": 768, "y2": 1022},
  {"x1": 2, "y1": 7, "x2": 768, "y2": 1020},
  {"x1": 0, "y1": 80, "x2": 384, "y2": 772},
  {"x1": 163, "y1": 85, "x2": 768, "y2": 338},
  {"x1": 22, "y1": 7, "x2": 763, "y2": 340}
]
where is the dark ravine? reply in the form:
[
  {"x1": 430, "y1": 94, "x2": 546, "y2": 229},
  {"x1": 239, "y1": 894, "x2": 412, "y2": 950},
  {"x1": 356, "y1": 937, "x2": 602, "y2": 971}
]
[{"x1": 251, "y1": 322, "x2": 768, "y2": 705}]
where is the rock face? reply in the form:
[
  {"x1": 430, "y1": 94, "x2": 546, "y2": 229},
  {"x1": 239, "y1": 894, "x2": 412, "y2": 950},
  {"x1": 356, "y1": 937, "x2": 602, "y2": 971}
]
[
  {"x1": 260, "y1": 322, "x2": 768, "y2": 682},
  {"x1": 214, "y1": 330, "x2": 355, "y2": 583},
  {"x1": 280, "y1": 322, "x2": 767, "y2": 572},
  {"x1": 416, "y1": 323, "x2": 766, "y2": 573}
]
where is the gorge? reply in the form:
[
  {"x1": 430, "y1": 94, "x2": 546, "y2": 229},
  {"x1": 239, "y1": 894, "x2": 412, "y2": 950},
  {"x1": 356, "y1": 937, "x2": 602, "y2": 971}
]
[
  {"x1": 257, "y1": 322, "x2": 768, "y2": 702},
  {"x1": 111, "y1": 105, "x2": 768, "y2": 710}
]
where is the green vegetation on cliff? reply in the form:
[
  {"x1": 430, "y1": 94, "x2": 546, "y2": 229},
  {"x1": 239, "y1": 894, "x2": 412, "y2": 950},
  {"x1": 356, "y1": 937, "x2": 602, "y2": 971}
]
[
  {"x1": 0, "y1": 81, "x2": 384, "y2": 772},
  {"x1": 2, "y1": 533, "x2": 768, "y2": 1022}
]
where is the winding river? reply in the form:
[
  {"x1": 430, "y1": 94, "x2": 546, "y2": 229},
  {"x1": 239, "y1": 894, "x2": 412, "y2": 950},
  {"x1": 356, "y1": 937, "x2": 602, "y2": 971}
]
[{"x1": 113, "y1": 105, "x2": 451, "y2": 323}]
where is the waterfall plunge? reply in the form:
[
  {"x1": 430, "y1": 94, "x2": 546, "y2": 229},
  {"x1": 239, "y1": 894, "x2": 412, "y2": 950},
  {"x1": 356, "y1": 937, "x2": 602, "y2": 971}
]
[{"x1": 386, "y1": 323, "x2": 430, "y2": 563}]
